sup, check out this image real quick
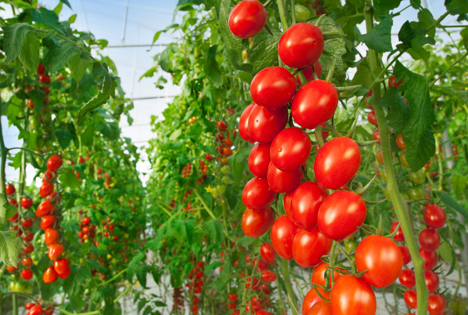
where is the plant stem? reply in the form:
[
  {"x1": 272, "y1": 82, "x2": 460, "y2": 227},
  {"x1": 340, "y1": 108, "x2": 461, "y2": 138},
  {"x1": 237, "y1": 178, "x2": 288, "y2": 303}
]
[
  {"x1": 193, "y1": 190, "x2": 217, "y2": 220},
  {"x1": 276, "y1": 0, "x2": 290, "y2": 31},
  {"x1": 364, "y1": 4, "x2": 428, "y2": 315},
  {"x1": 290, "y1": 0, "x2": 296, "y2": 25},
  {"x1": 0, "y1": 109, "x2": 8, "y2": 198},
  {"x1": 429, "y1": 52, "x2": 468, "y2": 88},
  {"x1": 100, "y1": 268, "x2": 128, "y2": 286},
  {"x1": 280, "y1": 258, "x2": 299, "y2": 315},
  {"x1": 13, "y1": 295, "x2": 18, "y2": 315}
]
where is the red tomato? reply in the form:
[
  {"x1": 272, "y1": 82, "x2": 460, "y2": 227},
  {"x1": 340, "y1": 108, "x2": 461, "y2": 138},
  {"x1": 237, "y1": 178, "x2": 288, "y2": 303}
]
[
  {"x1": 372, "y1": 129, "x2": 381, "y2": 144},
  {"x1": 270, "y1": 216, "x2": 299, "y2": 260},
  {"x1": 43, "y1": 170, "x2": 56, "y2": 183},
  {"x1": 399, "y1": 269, "x2": 416, "y2": 288},
  {"x1": 41, "y1": 215, "x2": 56, "y2": 230},
  {"x1": 30, "y1": 305, "x2": 44, "y2": 315},
  {"x1": 314, "y1": 137, "x2": 361, "y2": 190},
  {"x1": 36, "y1": 200, "x2": 53, "y2": 217},
  {"x1": 45, "y1": 228, "x2": 59, "y2": 245},
  {"x1": 205, "y1": 153, "x2": 213, "y2": 161},
  {"x1": 21, "y1": 197, "x2": 33, "y2": 209},
  {"x1": 6, "y1": 265, "x2": 17, "y2": 272},
  {"x1": 297, "y1": 61, "x2": 322, "y2": 85},
  {"x1": 37, "y1": 64, "x2": 46, "y2": 74},
  {"x1": 391, "y1": 221, "x2": 405, "y2": 242},
  {"x1": 21, "y1": 218, "x2": 33, "y2": 228},
  {"x1": 23, "y1": 243, "x2": 34, "y2": 254},
  {"x1": 48, "y1": 243, "x2": 64, "y2": 260},
  {"x1": 260, "y1": 243, "x2": 276, "y2": 264},
  {"x1": 396, "y1": 134, "x2": 406, "y2": 150},
  {"x1": 419, "y1": 228, "x2": 441, "y2": 252},
  {"x1": 43, "y1": 266, "x2": 58, "y2": 284},
  {"x1": 21, "y1": 268, "x2": 33, "y2": 280},
  {"x1": 25, "y1": 302, "x2": 36, "y2": 310},
  {"x1": 292, "y1": 227, "x2": 332, "y2": 267},
  {"x1": 248, "y1": 104, "x2": 288, "y2": 143},
  {"x1": 425, "y1": 271, "x2": 439, "y2": 293},
  {"x1": 270, "y1": 127, "x2": 311, "y2": 172},
  {"x1": 267, "y1": 162, "x2": 303, "y2": 193},
  {"x1": 40, "y1": 182, "x2": 54, "y2": 198},
  {"x1": 83, "y1": 217, "x2": 91, "y2": 225},
  {"x1": 239, "y1": 103, "x2": 255, "y2": 143},
  {"x1": 242, "y1": 177, "x2": 277, "y2": 209},
  {"x1": 22, "y1": 230, "x2": 34, "y2": 242},
  {"x1": 6, "y1": 184, "x2": 16, "y2": 196},
  {"x1": 47, "y1": 155, "x2": 63, "y2": 172},
  {"x1": 242, "y1": 207, "x2": 274, "y2": 238},
  {"x1": 419, "y1": 248, "x2": 439, "y2": 271},
  {"x1": 317, "y1": 191, "x2": 366, "y2": 241},
  {"x1": 312, "y1": 262, "x2": 345, "y2": 288},
  {"x1": 291, "y1": 181, "x2": 328, "y2": 231},
  {"x1": 284, "y1": 190, "x2": 294, "y2": 220},
  {"x1": 423, "y1": 204, "x2": 446, "y2": 229},
  {"x1": 39, "y1": 74, "x2": 51, "y2": 84},
  {"x1": 228, "y1": 0, "x2": 267, "y2": 38},
  {"x1": 278, "y1": 23, "x2": 324, "y2": 68},
  {"x1": 427, "y1": 294, "x2": 446, "y2": 314},
  {"x1": 248, "y1": 143, "x2": 271, "y2": 178},
  {"x1": 54, "y1": 258, "x2": 70, "y2": 275},
  {"x1": 22, "y1": 257, "x2": 33, "y2": 267},
  {"x1": 404, "y1": 289, "x2": 417, "y2": 309},
  {"x1": 250, "y1": 67, "x2": 297, "y2": 110},
  {"x1": 399, "y1": 245, "x2": 412, "y2": 265},
  {"x1": 229, "y1": 293, "x2": 238, "y2": 302},
  {"x1": 216, "y1": 120, "x2": 227, "y2": 131},
  {"x1": 330, "y1": 275, "x2": 376, "y2": 315},
  {"x1": 388, "y1": 76, "x2": 403, "y2": 88},
  {"x1": 307, "y1": 301, "x2": 333, "y2": 315},
  {"x1": 261, "y1": 270, "x2": 277, "y2": 283},
  {"x1": 368, "y1": 111, "x2": 378, "y2": 126},
  {"x1": 291, "y1": 80, "x2": 338, "y2": 130},
  {"x1": 302, "y1": 288, "x2": 330, "y2": 315}
]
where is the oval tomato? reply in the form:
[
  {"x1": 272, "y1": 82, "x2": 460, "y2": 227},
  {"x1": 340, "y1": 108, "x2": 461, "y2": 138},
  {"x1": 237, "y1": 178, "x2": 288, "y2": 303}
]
[
  {"x1": 30, "y1": 305, "x2": 44, "y2": 315},
  {"x1": 314, "y1": 137, "x2": 361, "y2": 190},
  {"x1": 248, "y1": 143, "x2": 271, "y2": 178},
  {"x1": 22, "y1": 257, "x2": 33, "y2": 267},
  {"x1": 43, "y1": 266, "x2": 58, "y2": 284},
  {"x1": 284, "y1": 190, "x2": 294, "y2": 220},
  {"x1": 47, "y1": 155, "x2": 63, "y2": 172},
  {"x1": 419, "y1": 248, "x2": 439, "y2": 271},
  {"x1": 291, "y1": 80, "x2": 338, "y2": 130},
  {"x1": 41, "y1": 215, "x2": 56, "y2": 230},
  {"x1": 292, "y1": 227, "x2": 332, "y2": 267},
  {"x1": 242, "y1": 177, "x2": 277, "y2": 209},
  {"x1": 54, "y1": 258, "x2": 70, "y2": 275},
  {"x1": 6, "y1": 184, "x2": 16, "y2": 196},
  {"x1": 404, "y1": 289, "x2": 417, "y2": 309},
  {"x1": 317, "y1": 191, "x2": 366, "y2": 241},
  {"x1": 228, "y1": 0, "x2": 267, "y2": 39},
  {"x1": 307, "y1": 301, "x2": 333, "y2": 315},
  {"x1": 39, "y1": 182, "x2": 54, "y2": 198},
  {"x1": 396, "y1": 134, "x2": 406, "y2": 150},
  {"x1": 242, "y1": 207, "x2": 274, "y2": 238},
  {"x1": 261, "y1": 270, "x2": 276, "y2": 283},
  {"x1": 391, "y1": 221, "x2": 405, "y2": 242},
  {"x1": 423, "y1": 204, "x2": 446, "y2": 229},
  {"x1": 425, "y1": 271, "x2": 439, "y2": 293},
  {"x1": 399, "y1": 245, "x2": 412, "y2": 265},
  {"x1": 330, "y1": 275, "x2": 376, "y2": 315},
  {"x1": 45, "y1": 228, "x2": 59, "y2": 246},
  {"x1": 267, "y1": 162, "x2": 302, "y2": 193},
  {"x1": 36, "y1": 200, "x2": 53, "y2": 217},
  {"x1": 21, "y1": 218, "x2": 33, "y2": 228},
  {"x1": 58, "y1": 266, "x2": 70, "y2": 279},
  {"x1": 419, "y1": 228, "x2": 441, "y2": 252},
  {"x1": 312, "y1": 262, "x2": 345, "y2": 289},
  {"x1": 250, "y1": 67, "x2": 297, "y2": 110},
  {"x1": 48, "y1": 243, "x2": 64, "y2": 260},
  {"x1": 399, "y1": 268, "x2": 416, "y2": 288},
  {"x1": 355, "y1": 235, "x2": 403, "y2": 288},
  {"x1": 291, "y1": 181, "x2": 328, "y2": 231},
  {"x1": 239, "y1": 103, "x2": 255, "y2": 143},
  {"x1": 302, "y1": 287, "x2": 330, "y2": 315},
  {"x1": 372, "y1": 129, "x2": 381, "y2": 144},
  {"x1": 21, "y1": 197, "x2": 33, "y2": 209},
  {"x1": 260, "y1": 243, "x2": 276, "y2": 264},
  {"x1": 270, "y1": 216, "x2": 299, "y2": 260},
  {"x1": 427, "y1": 294, "x2": 446, "y2": 314},
  {"x1": 248, "y1": 104, "x2": 288, "y2": 143},
  {"x1": 270, "y1": 127, "x2": 311, "y2": 172}
]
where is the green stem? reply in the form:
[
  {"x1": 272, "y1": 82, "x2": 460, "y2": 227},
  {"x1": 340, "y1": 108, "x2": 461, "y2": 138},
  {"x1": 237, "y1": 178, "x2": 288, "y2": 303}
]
[
  {"x1": 276, "y1": 0, "x2": 290, "y2": 31},
  {"x1": 280, "y1": 258, "x2": 299, "y2": 315},
  {"x1": 58, "y1": 306, "x2": 101, "y2": 315},
  {"x1": 430, "y1": 52, "x2": 468, "y2": 88},
  {"x1": 0, "y1": 108, "x2": 8, "y2": 198},
  {"x1": 100, "y1": 268, "x2": 128, "y2": 286},
  {"x1": 290, "y1": 0, "x2": 296, "y2": 25},
  {"x1": 114, "y1": 285, "x2": 132, "y2": 303},
  {"x1": 13, "y1": 295, "x2": 18, "y2": 315},
  {"x1": 193, "y1": 190, "x2": 217, "y2": 220},
  {"x1": 274, "y1": 264, "x2": 288, "y2": 314},
  {"x1": 364, "y1": 4, "x2": 428, "y2": 315}
]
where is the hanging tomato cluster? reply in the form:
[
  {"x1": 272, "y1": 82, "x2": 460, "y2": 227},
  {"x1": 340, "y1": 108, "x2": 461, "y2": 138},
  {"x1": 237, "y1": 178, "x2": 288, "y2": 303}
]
[
  {"x1": 24, "y1": 299, "x2": 55, "y2": 315},
  {"x1": 187, "y1": 261, "x2": 205, "y2": 315},
  {"x1": 77, "y1": 215, "x2": 97, "y2": 244}
]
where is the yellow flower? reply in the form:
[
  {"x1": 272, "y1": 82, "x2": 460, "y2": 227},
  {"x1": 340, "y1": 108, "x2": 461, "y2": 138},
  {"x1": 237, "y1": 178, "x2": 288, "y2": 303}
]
[{"x1": 205, "y1": 186, "x2": 213, "y2": 193}]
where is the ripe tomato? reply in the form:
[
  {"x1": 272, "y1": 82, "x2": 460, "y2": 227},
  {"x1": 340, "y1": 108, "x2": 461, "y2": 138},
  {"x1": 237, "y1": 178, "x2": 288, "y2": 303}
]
[
  {"x1": 355, "y1": 235, "x2": 403, "y2": 288},
  {"x1": 419, "y1": 248, "x2": 439, "y2": 271},
  {"x1": 83, "y1": 217, "x2": 91, "y2": 225},
  {"x1": 216, "y1": 120, "x2": 227, "y2": 131},
  {"x1": 278, "y1": 23, "x2": 324, "y2": 68},
  {"x1": 248, "y1": 104, "x2": 288, "y2": 143},
  {"x1": 404, "y1": 289, "x2": 417, "y2": 309},
  {"x1": 39, "y1": 182, "x2": 54, "y2": 198},
  {"x1": 423, "y1": 204, "x2": 446, "y2": 229},
  {"x1": 260, "y1": 243, "x2": 276, "y2": 264},
  {"x1": 297, "y1": 61, "x2": 322, "y2": 85},
  {"x1": 30, "y1": 305, "x2": 44, "y2": 315},
  {"x1": 250, "y1": 67, "x2": 297, "y2": 110},
  {"x1": 239, "y1": 103, "x2": 255, "y2": 143},
  {"x1": 391, "y1": 221, "x2": 405, "y2": 242},
  {"x1": 43, "y1": 266, "x2": 58, "y2": 284},
  {"x1": 399, "y1": 269, "x2": 416, "y2": 288},
  {"x1": 21, "y1": 197, "x2": 33, "y2": 209},
  {"x1": 419, "y1": 228, "x2": 441, "y2": 252},
  {"x1": 372, "y1": 129, "x2": 381, "y2": 144},
  {"x1": 36, "y1": 200, "x2": 53, "y2": 217},
  {"x1": 248, "y1": 143, "x2": 271, "y2": 178},
  {"x1": 22, "y1": 257, "x2": 33, "y2": 267},
  {"x1": 314, "y1": 137, "x2": 361, "y2": 190},
  {"x1": 7, "y1": 265, "x2": 17, "y2": 272},
  {"x1": 270, "y1": 216, "x2": 299, "y2": 260},
  {"x1": 54, "y1": 258, "x2": 70, "y2": 275},
  {"x1": 270, "y1": 127, "x2": 311, "y2": 172},
  {"x1": 396, "y1": 134, "x2": 406, "y2": 150},
  {"x1": 23, "y1": 243, "x2": 34, "y2": 254},
  {"x1": 22, "y1": 230, "x2": 34, "y2": 242},
  {"x1": 45, "y1": 228, "x2": 59, "y2": 245},
  {"x1": 21, "y1": 218, "x2": 33, "y2": 228},
  {"x1": 302, "y1": 288, "x2": 330, "y2": 315},
  {"x1": 317, "y1": 191, "x2": 366, "y2": 241},
  {"x1": 39, "y1": 74, "x2": 51, "y2": 84},
  {"x1": 48, "y1": 243, "x2": 64, "y2": 260},
  {"x1": 290, "y1": 181, "x2": 328, "y2": 231},
  {"x1": 399, "y1": 245, "x2": 412, "y2": 265},
  {"x1": 47, "y1": 155, "x2": 63, "y2": 172},
  {"x1": 367, "y1": 111, "x2": 377, "y2": 126},
  {"x1": 25, "y1": 302, "x2": 36, "y2": 310},
  {"x1": 388, "y1": 76, "x2": 403, "y2": 88},
  {"x1": 292, "y1": 227, "x2": 332, "y2": 267},
  {"x1": 330, "y1": 275, "x2": 376, "y2": 315},
  {"x1": 228, "y1": 0, "x2": 267, "y2": 38},
  {"x1": 427, "y1": 294, "x2": 446, "y2": 314},
  {"x1": 6, "y1": 183, "x2": 16, "y2": 196},
  {"x1": 312, "y1": 262, "x2": 345, "y2": 289},
  {"x1": 267, "y1": 162, "x2": 303, "y2": 193},
  {"x1": 425, "y1": 271, "x2": 439, "y2": 293},
  {"x1": 229, "y1": 293, "x2": 238, "y2": 302},
  {"x1": 376, "y1": 149, "x2": 384, "y2": 165},
  {"x1": 21, "y1": 268, "x2": 33, "y2": 280},
  {"x1": 37, "y1": 64, "x2": 46, "y2": 74},
  {"x1": 242, "y1": 207, "x2": 274, "y2": 238},
  {"x1": 261, "y1": 270, "x2": 277, "y2": 283},
  {"x1": 283, "y1": 190, "x2": 294, "y2": 220},
  {"x1": 41, "y1": 215, "x2": 56, "y2": 230},
  {"x1": 307, "y1": 301, "x2": 333, "y2": 315},
  {"x1": 291, "y1": 80, "x2": 338, "y2": 130},
  {"x1": 242, "y1": 177, "x2": 277, "y2": 209}
]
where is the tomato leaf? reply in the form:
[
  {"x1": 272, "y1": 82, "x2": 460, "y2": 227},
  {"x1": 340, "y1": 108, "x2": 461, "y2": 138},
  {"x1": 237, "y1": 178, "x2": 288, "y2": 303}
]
[
  {"x1": 59, "y1": 168, "x2": 79, "y2": 189},
  {"x1": 383, "y1": 87, "x2": 409, "y2": 136},
  {"x1": 0, "y1": 194, "x2": 17, "y2": 225},
  {"x1": 437, "y1": 233, "x2": 456, "y2": 276},
  {"x1": 227, "y1": 147, "x2": 250, "y2": 183},
  {"x1": 69, "y1": 54, "x2": 90, "y2": 84},
  {"x1": 19, "y1": 32, "x2": 40, "y2": 72},
  {"x1": 30, "y1": 8, "x2": 63, "y2": 34},
  {"x1": 249, "y1": 28, "x2": 282, "y2": 75},
  {"x1": 48, "y1": 41, "x2": 82, "y2": 72},
  {"x1": 451, "y1": 175, "x2": 468, "y2": 198},
  {"x1": 358, "y1": 15, "x2": 393, "y2": 53},
  {"x1": 3, "y1": 23, "x2": 35, "y2": 63},
  {"x1": 127, "y1": 252, "x2": 146, "y2": 282},
  {"x1": 205, "y1": 45, "x2": 223, "y2": 88},
  {"x1": 374, "y1": 0, "x2": 402, "y2": 10},
  {"x1": 461, "y1": 27, "x2": 468, "y2": 51},
  {"x1": 88, "y1": 259, "x2": 107, "y2": 273},
  {"x1": 0, "y1": 231, "x2": 21, "y2": 266},
  {"x1": 59, "y1": 0, "x2": 72, "y2": 9},
  {"x1": 432, "y1": 190, "x2": 468, "y2": 220},
  {"x1": 398, "y1": 21, "x2": 435, "y2": 51},
  {"x1": 205, "y1": 220, "x2": 224, "y2": 245}
]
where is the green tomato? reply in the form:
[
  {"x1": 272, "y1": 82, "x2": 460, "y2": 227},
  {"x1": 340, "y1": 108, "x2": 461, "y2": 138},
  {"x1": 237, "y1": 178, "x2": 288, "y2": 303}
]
[
  {"x1": 403, "y1": 192, "x2": 411, "y2": 201},
  {"x1": 344, "y1": 239, "x2": 357, "y2": 253},
  {"x1": 295, "y1": 4, "x2": 311, "y2": 22},
  {"x1": 211, "y1": 186, "x2": 219, "y2": 196},
  {"x1": 221, "y1": 165, "x2": 231, "y2": 175},
  {"x1": 30, "y1": 117, "x2": 39, "y2": 128},
  {"x1": 16, "y1": 281, "x2": 28, "y2": 292},
  {"x1": 409, "y1": 169, "x2": 425, "y2": 185},
  {"x1": 221, "y1": 175, "x2": 233, "y2": 184},
  {"x1": 10, "y1": 273, "x2": 19, "y2": 281},
  {"x1": 9, "y1": 280, "x2": 19, "y2": 291},
  {"x1": 381, "y1": 170, "x2": 387, "y2": 182},
  {"x1": 409, "y1": 186, "x2": 425, "y2": 200},
  {"x1": 217, "y1": 185, "x2": 226, "y2": 194},
  {"x1": 399, "y1": 151, "x2": 410, "y2": 168},
  {"x1": 24, "y1": 283, "x2": 33, "y2": 294}
]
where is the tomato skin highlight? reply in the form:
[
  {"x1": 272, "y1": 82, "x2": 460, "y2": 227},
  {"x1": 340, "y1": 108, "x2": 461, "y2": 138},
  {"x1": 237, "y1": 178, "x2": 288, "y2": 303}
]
[
  {"x1": 261, "y1": 270, "x2": 277, "y2": 283},
  {"x1": 267, "y1": 162, "x2": 303, "y2": 193},
  {"x1": 43, "y1": 266, "x2": 59, "y2": 284},
  {"x1": 242, "y1": 207, "x2": 274, "y2": 238},
  {"x1": 260, "y1": 243, "x2": 276, "y2": 264},
  {"x1": 427, "y1": 294, "x2": 446, "y2": 314},
  {"x1": 270, "y1": 216, "x2": 299, "y2": 260},
  {"x1": 248, "y1": 104, "x2": 288, "y2": 144},
  {"x1": 47, "y1": 155, "x2": 63, "y2": 172},
  {"x1": 302, "y1": 287, "x2": 330, "y2": 315},
  {"x1": 355, "y1": 235, "x2": 403, "y2": 288},
  {"x1": 41, "y1": 215, "x2": 56, "y2": 230},
  {"x1": 228, "y1": 0, "x2": 267, "y2": 39},
  {"x1": 306, "y1": 301, "x2": 333, "y2": 315},
  {"x1": 242, "y1": 177, "x2": 277, "y2": 209},
  {"x1": 330, "y1": 275, "x2": 377, "y2": 315},
  {"x1": 399, "y1": 268, "x2": 416, "y2": 288},
  {"x1": 48, "y1": 243, "x2": 64, "y2": 260},
  {"x1": 54, "y1": 258, "x2": 70, "y2": 275},
  {"x1": 45, "y1": 228, "x2": 59, "y2": 245},
  {"x1": 404, "y1": 289, "x2": 417, "y2": 309},
  {"x1": 271, "y1": 127, "x2": 311, "y2": 172},
  {"x1": 250, "y1": 67, "x2": 297, "y2": 110},
  {"x1": 314, "y1": 137, "x2": 361, "y2": 190},
  {"x1": 283, "y1": 190, "x2": 294, "y2": 221},
  {"x1": 248, "y1": 143, "x2": 271, "y2": 178},
  {"x1": 419, "y1": 228, "x2": 441, "y2": 252},
  {"x1": 292, "y1": 227, "x2": 332, "y2": 267},
  {"x1": 317, "y1": 191, "x2": 366, "y2": 241},
  {"x1": 291, "y1": 80, "x2": 338, "y2": 130},
  {"x1": 291, "y1": 181, "x2": 328, "y2": 231},
  {"x1": 423, "y1": 204, "x2": 446, "y2": 229},
  {"x1": 425, "y1": 270, "x2": 439, "y2": 293}
]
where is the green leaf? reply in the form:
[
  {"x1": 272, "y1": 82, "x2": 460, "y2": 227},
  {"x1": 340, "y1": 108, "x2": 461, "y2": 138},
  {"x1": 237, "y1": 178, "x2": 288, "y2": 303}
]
[
  {"x1": 227, "y1": 147, "x2": 250, "y2": 183},
  {"x1": 383, "y1": 88, "x2": 409, "y2": 135},
  {"x1": 446, "y1": 0, "x2": 468, "y2": 14},
  {"x1": 138, "y1": 298, "x2": 147, "y2": 313},
  {"x1": 31, "y1": 8, "x2": 63, "y2": 33},
  {"x1": 0, "y1": 194, "x2": 17, "y2": 225},
  {"x1": 3, "y1": 23, "x2": 35, "y2": 62},
  {"x1": 54, "y1": 129, "x2": 73, "y2": 149},
  {"x1": 374, "y1": 0, "x2": 402, "y2": 10},
  {"x1": 151, "y1": 24, "x2": 179, "y2": 46},
  {"x1": 433, "y1": 191, "x2": 468, "y2": 219},
  {"x1": 88, "y1": 259, "x2": 107, "y2": 273},
  {"x1": 461, "y1": 27, "x2": 468, "y2": 50},
  {"x1": 69, "y1": 54, "x2": 90, "y2": 83},
  {"x1": 0, "y1": 231, "x2": 21, "y2": 266},
  {"x1": 248, "y1": 28, "x2": 281, "y2": 75},
  {"x1": 49, "y1": 41, "x2": 82, "y2": 72},
  {"x1": 204, "y1": 45, "x2": 222, "y2": 88},
  {"x1": 205, "y1": 220, "x2": 224, "y2": 245},
  {"x1": 173, "y1": 219, "x2": 194, "y2": 243},
  {"x1": 96, "y1": 121, "x2": 120, "y2": 140},
  {"x1": 68, "y1": 14, "x2": 77, "y2": 24},
  {"x1": 53, "y1": 2, "x2": 63, "y2": 15},
  {"x1": 127, "y1": 252, "x2": 146, "y2": 282},
  {"x1": 451, "y1": 175, "x2": 468, "y2": 198},
  {"x1": 204, "y1": 261, "x2": 223, "y2": 275},
  {"x1": 60, "y1": 0, "x2": 72, "y2": 9},
  {"x1": 19, "y1": 32, "x2": 40, "y2": 72},
  {"x1": 410, "y1": 0, "x2": 421, "y2": 8},
  {"x1": 398, "y1": 21, "x2": 435, "y2": 51},
  {"x1": 438, "y1": 233, "x2": 456, "y2": 275},
  {"x1": 351, "y1": 60, "x2": 374, "y2": 89},
  {"x1": 177, "y1": 0, "x2": 203, "y2": 5},
  {"x1": 59, "y1": 168, "x2": 79, "y2": 189},
  {"x1": 358, "y1": 15, "x2": 393, "y2": 53}
]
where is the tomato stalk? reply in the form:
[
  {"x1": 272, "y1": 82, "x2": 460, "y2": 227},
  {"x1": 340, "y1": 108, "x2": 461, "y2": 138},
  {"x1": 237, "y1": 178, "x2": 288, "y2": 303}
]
[
  {"x1": 0, "y1": 113, "x2": 8, "y2": 199},
  {"x1": 280, "y1": 258, "x2": 299, "y2": 315},
  {"x1": 363, "y1": 4, "x2": 428, "y2": 315}
]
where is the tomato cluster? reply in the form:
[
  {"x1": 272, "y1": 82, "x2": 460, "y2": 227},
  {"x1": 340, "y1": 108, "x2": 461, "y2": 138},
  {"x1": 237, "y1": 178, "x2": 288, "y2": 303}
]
[{"x1": 186, "y1": 261, "x2": 205, "y2": 315}]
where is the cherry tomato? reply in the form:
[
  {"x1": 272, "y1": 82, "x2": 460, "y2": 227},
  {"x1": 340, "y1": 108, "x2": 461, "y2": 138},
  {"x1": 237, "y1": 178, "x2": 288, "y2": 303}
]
[
  {"x1": 330, "y1": 275, "x2": 377, "y2": 315},
  {"x1": 423, "y1": 204, "x2": 446, "y2": 229},
  {"x1": 47, "y1": 155, "x2": 63, "y2": 172},
  {"x1": 45, "y1": 228, "x2": 59, "y2": 245},
  {"x1": 248, "y1": 104, "x2": 288, "y2": 143},
  {"x1": 36, "y1": 200, "x2": 53, "y2": 217},
  {"x1": 43, "y1": 266, "x2": 58, "y2": 284},
  {"x1": 229, "y1": 293, "x2": 238, "y2": 302},
  {"x1": 404, "y1": 289, "x2": 417, "y2": 309},
  {"x1": 37, "y1": 64, "x2": 46, "y2": 74},
  {"x1": 425, "y1": 270, "x2": 439, "y2": 293},
  {"x1": 48, "y1": 243, "x2": 64, "y2": 260},
  {"x1": 21, "y1": 218, "x2": 33, "y2": 228},
  {"x1": 419, "y1": 228, "x2": 441, "y2": 252},
  {"x1": 267, "y1": 161, "x2": 303, "y2": 193},
  {"x1": 355, "y1": 235, "x2": 403, "y2": 288},
  {"x1": 30, "y1": 305, "x2": 44, "y2": 315},
  {"x1": 271, "y1": 127, "x2": 311, "y2": 172},
  {"x1": 39, "y1": 74, "x2": 51, "y2": 84},
  {"x1": 391, "y1": 221, "x2": 405, "y2": 242},
  {"x1": 388, "y1": 76, "x2": 403, "y2": 88},
  {"x1": 314, "y1": 137, "x2": 361, "y2": 190},
  {"x1": 292, "y1": 227, "x2": 332, "y2": 267},
  {"x1": 312, "y1": 262, "x2": 345, "y2": 289},
  {"x1": 372, "y1": 129, "x2": 381, "y2": 144},
  {"x1": 39, "y1": 182, "x2": 54, "y2": 198},
  {"x1": 409, "y1": 169, "x2": 425, "y2": 185},
  {"x1": 396, "y1": 134, "x2": 406, "y2": 150},
  {"x1": 399, "y1": 151, "x2": 410, "y2": 168},
  {"x1": 23, "y1": 243, "x2": 34, "y2": 254},
  {"x1": 317, "y1": 191, "x2": 366, "y2": 241},
  {"x1": 248, "y1": 143, "x2": 271, "y2": 178},
  {"x1": 6, "y1": 183, "x2": 16, "y2": 196},
  {"x1": 25, "y1": 302, "x2": 36, "y2": 310},
  {"x1": 298, "y1": 61, "x2": 322, "y2": 85},
  {"x1": 307, "y1": 301, "x2": 333, "y2": 315},
  {"x1": 302, "y1": 287, "x2": 330, "y2": 315},
  {"x1": 409, "y1": 186, "x2": 425, "y2": 200},
  {"x1": 260, "y1": 243, "x2": 276, "y2": 264},
  {"x1": 427, "y1": 294, "x2": 446, "y2": 314},
  {"x1": 399, "y1": 245, "x2": 412, "y2": 265},
  {"x1": 43, "y1": 170, "x2": 56, "y2": 183},
  {"x1": 228, "y1": 0, "x2": 267, "y2": 38},
  {"x1": 239, "y1": 104, "x2": 255, "y2": 143},
  {"x1": 261, "y1": 270, "x2": 277, "y2": 283},
  {"x1": 83, "y1": 217, "x2": 91, "y2": 225},
  {"x1": 250, "y1": 67, "x2": 297, "y2": 110},
  {"x1": 270, "y1": 216, "x2": 299, "y2": 260},
  {"x1": 291, "y1": 80, "x2": 338, "y2": 130},
  {"x1": 242, "y1": 177, "x2": 277, "y2": 209},
  {"x1": 242, "y1": 207, "x2": 274, "y2": 238},
  {"x1": 376, "y1": 149, "x2": 384, "y2": 165},
  {"x1": 21, "y1": 197, "x2": 33, "y2": 209},
  {"x1": 368, "y1": 111, "x2": 377, "y2": 126},
  {"x1": 22, "y1": 257, "x2": 33, "y2": 267},
  {"x1": 54, "y1": 258, "x2": 70, "y2": 275},
  {"x1": 41, "y1": 215, "x2": 56, "y2": 230},
  {"x1": 399, "y1": 268, "x2": 416, "y2": 288},
  {"x1": 419, "y1": 248, "x2": 439, "y2": 271},
  {"x1": 290, "y1": 181, "x2": 328, "y2": 231},
  {"x1": 284, "y1": 190, "x2": 294, "y2": 220},
  {"x1": 21, "y1": 268, "x2": 33, "y2": 280},
  {"x1": 58, "y1": 266, "x2": 70, "y2": 279},
  {"x1": 22, "y1": 230, "x2": 34, "y2": 242},
  {"x1": 295, "y1": 4, "x2": 311, "y2": 22},
  {"x1": 278, "y1": 23, "x2": 324, "y2": 68}
]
